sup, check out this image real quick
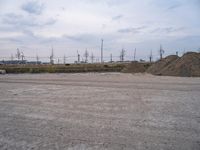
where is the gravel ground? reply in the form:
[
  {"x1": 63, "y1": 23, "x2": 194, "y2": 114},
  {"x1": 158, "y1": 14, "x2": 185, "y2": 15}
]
[{"x1": 0, "y1": 73, "x2": 200, "y2": 150}]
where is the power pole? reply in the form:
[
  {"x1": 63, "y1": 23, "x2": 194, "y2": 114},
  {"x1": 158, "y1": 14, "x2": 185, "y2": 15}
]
[
  {"x1": 159, "y1": 45, "x2": 165, "y2": 60},
  {"x1": 122, "y1": 49, "x2": 125, "y2": 62},
  {"x1": 101, "y1": 39, "x2": 104, "y2": 63},
  {"x1": 77, "y1": 50, "x2": 80, "y2": 63},
  {"x1": 134, "y1": 48, "x2": 136, "y2": 61},
  {"x1": 149, "y1": 50, "x2": 153, "y2": 63},
  {"x1": 63, "y1": 55, "x2": 66, "y2": 64},
  {"x1": 110, "y1": 53, "x2": 113, "y2": 63},
  {"x1": 90, "y1": 53, "x2": 95, "y2": 63},
  {"x1": 36, "y1": 55, "x2": 39, "y2": 64},
  {"x1": 16, "y1": 48, "x2": 21, "y2": 60},
  {"x1": 21, "y1": 52, "x2": 25, "y2": 61},
  {"x1": 120, "y1": 49, "x2": 125, "y2": 62},
  {"x1": 119, "y1": 53, "x2": 121, "y2": 61},
  {"x1": 84, "y1": 49, "x2": 89, "y2": 63},
  {"x1": 50, "y1": 47, "x2": 54, "y2": 64}
]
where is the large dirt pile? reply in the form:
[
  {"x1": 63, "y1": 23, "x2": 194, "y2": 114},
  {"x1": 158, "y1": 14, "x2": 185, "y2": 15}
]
[
  {"x1": 147, "y1": 55, "x2": 179, "y2": 75},
  {"x1": 147, "y1": 52, "x2": 200, "y2": 77},
  {"x1": 122, "y1": 62, "x2": 150, "y2": 73}
]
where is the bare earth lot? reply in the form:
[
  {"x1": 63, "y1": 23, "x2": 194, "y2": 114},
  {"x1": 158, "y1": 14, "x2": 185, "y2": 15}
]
[{"x1": 0, "y1": 73, "x2": 200, "y2": 150}]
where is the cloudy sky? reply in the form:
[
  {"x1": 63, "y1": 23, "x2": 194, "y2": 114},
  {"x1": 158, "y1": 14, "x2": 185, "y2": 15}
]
[{"x1": 0, "y1": 0, "x2": 200, "y2": 62}]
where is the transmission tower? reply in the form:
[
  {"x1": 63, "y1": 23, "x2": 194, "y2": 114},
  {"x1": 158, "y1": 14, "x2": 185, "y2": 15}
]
[
  {"x1": 110, "y1": 53, "x2": 113, "y2": 63},
  {"x1": 149, "y1": 50, "x2": 153, "y2": 63},
  {"x1": 36, "y1": 55, "x2": 39, "y2": 64},
  {"x1": 90, "y1": 53, "x2": 95, "y2": 63},
  {"x1": 101, "y1": 39, "x2": 104, "y2": 63},
  {"x1": 21, "y1": 52, "x2": 25, "y2": 61},
  {"x1": 50, "y1": 47, "x2": 54, "y2": 64},
  {"x1": 120, "y1": 49, "x2": 125, "y2": 62},
  {"x1": 134, "y1": 48, "x2": 136, "y2": 61},
  {"x1": 77, "y1": 50, "x2": 80, "y2": 63},
  {"x1": 16, "y1": 48, "x2": 21, "y2": 60},
  {"x1": 63, "y1": 55, "x2": 66, "y2": 64},
  {"x1": 159, "y1": 45, "x2": 165, "y2": 60},
  {"x1": 84, "y1": 49, "x2": 89, "y2": 63}
]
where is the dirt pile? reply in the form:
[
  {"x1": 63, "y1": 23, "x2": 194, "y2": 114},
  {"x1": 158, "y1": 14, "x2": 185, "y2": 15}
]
[
  {"x1": 147, "y1": 52, "x2": 200, "y2": 77},
  {"x1": 122, "y1": 62, "x2": 150, "y2": 73},
  {"x1": 147, "y1": 55, "x2": 179, "y2": 75}
]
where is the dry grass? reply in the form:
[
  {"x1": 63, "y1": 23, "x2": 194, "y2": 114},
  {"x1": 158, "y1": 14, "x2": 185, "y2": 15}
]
[{"x1": 0, "y1": 63, "x2": 125, "y2": 73}]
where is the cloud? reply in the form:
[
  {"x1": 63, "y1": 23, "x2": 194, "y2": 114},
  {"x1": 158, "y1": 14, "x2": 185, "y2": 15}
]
[
  {"x1": 165, "y1": 27, "x2": 184, "y2": 33},
  {"x1": 151, "y1": 27, "x2": 185, "y2": 34},
  {"x1": 3, "y1": 13, "x2": 56, "y2": 28},
  {"x1": 63, "y1": 33, "x2": 100, "y2": 45},
  {"x1": 112, "y1": 15, "x2": 123, "y2": 20},
  {"x1": 167, "y1": 3, "x2": 182, "y2": 10},
  {"x1": 107, "y1": 0, "x2": 131, "y2": 7},
  {"x1": 21, "y1": 1, "x2": 44, "y2": 15},
  {"x1": 118, "y1": 26, "x2": 146, "y2": 34},
  {"x1": 22, "y1": 30, "x2": 35, "y2": 37},
  {"x1": 43, "y1": 19, "x2": 57, "y2": 26},
  {"x1": 2, "y1": 13, "x2": 23, "y2": 25},
  {"x1": 64, "y1": 35, "x2": 82, "y2": 42},
  {"x1": 0, "y1": 0, "x2": 199, "y2": 61}
]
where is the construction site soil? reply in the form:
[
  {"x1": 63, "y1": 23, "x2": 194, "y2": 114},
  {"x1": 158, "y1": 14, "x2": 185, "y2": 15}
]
[
  {"x1": 147, "y1": 52, "x2": 200, "y2": 77},
  {"x1": 0, "y1": 73, "x2": 200, "y2": 150}
]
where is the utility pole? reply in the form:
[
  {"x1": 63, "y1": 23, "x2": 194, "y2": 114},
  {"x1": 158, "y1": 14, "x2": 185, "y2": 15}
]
[
  {"x1": 159, "y1": 45, "x2": 165, "y2": 60},
  {"x1": 101, "y1": 39, "x2": 104, "y2": 63},
  {"x1": 50, "y1": 47, "x2": 54, "y2": 64},
  {"x1": 84, "y1": 49, "x2": 89, "y2": 63},
  {"x1": 77, "y1": 50, "x2": 80, "y2": 63},
  {"x1": 134, "y1": 48, "x2": 136, "y2": 61},
  {"x1": 36, "y1": 55, "x2": 39, "y2": 64},
  {"x1": 90, "y1": 52, "x2": 95, "y2": 63},
  {"x1": 120, "y1": 51, "x2": 122, "y2": 62},
  {"x1": 21, "y1": 52, "x2": 25, "y2": 61},
  {"x1": 120, "y1": 49, "x2": 125, "y2": 62},
  {"x1": 16, "y1": 48, "x2": 21, "y2": 60},
  {"x1": 63, "y1": 55, "x2": 66, "y2": 64},
  {"x1": 149, "y1": 50, "x2": 153, "y2": 63},
  {"x1": 122, "y1": 49, "x2": 125, "y2": 62},
  {"x1": 110, "y1": 53, "x2": 113, "y2": 63}
]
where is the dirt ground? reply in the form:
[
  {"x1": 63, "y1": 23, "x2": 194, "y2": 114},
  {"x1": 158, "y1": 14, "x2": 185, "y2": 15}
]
[{"x1": 0, "y1": 73, "x2": 200, "y2": 150}]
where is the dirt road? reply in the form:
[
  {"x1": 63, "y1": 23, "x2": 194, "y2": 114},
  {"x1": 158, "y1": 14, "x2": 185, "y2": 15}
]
[{"x1": 0, "y1": 73, "x2": 200, "y2": 150}]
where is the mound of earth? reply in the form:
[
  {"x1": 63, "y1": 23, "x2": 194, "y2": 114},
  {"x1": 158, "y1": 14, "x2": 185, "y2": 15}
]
[
  {"x1": 147, "y1": 52, "x2": 200, "y2": 77},
  {"x1": 122, "y1": 62, "x2": 149, "y2": 73},
  {"x1": 147, "y1": 55, "x2": 179, "y2": 75}
]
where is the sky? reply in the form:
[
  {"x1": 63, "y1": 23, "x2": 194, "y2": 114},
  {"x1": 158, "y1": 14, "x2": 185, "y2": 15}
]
[{"x1": 0, "y1": 0, "x2": 200, "y2": 62}]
